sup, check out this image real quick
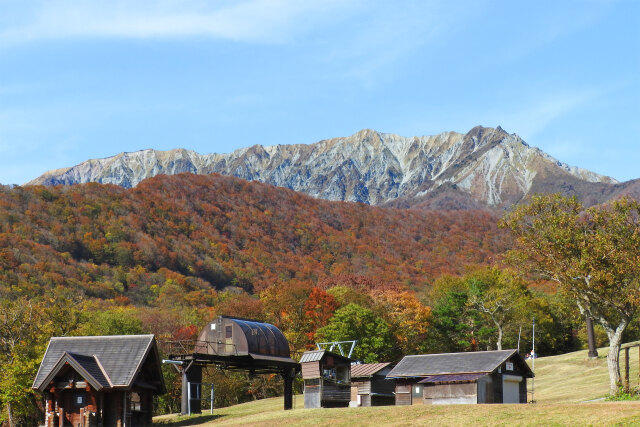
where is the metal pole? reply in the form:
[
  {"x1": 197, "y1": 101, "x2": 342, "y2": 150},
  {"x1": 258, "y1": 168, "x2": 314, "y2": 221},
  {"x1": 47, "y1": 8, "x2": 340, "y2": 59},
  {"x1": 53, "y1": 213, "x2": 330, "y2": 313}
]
[
  {"x1": 187, "y1": 381, "x2": 191, "y2": 416},
  {"x1": 210, "y1": 384, "x2": 214, "y2": 414},
  {"x1": 532, "y1": 317, "x2": 535, "y2": 403}
]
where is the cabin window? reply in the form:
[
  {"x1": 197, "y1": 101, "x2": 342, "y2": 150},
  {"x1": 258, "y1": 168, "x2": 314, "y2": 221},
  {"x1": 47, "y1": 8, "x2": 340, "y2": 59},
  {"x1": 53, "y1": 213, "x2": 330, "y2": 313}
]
[
  {"x1": 322, "y1": 368, "x2": 336, "y2": 380},
  {"x1": 130, "y1": 392, "x2": 142, "y2": 412},
  {"x1": 336, "y1": 366, "x2": 349, "y2": 383},
  {"x1": 74, "y1": 392, "x2": 85, "y2": 407},
  {"x1": 225, "y1": 325, "x2": 233, "y2": 339},
  {"x1": 190, "y1": 383, "x2": 202, "y2": 399}
]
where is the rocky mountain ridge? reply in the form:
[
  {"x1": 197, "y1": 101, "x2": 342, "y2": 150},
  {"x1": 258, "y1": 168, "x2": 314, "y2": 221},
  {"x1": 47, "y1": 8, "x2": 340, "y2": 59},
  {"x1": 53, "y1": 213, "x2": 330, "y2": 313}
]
[{"x1": 27, "y1": 126, "x2": 623, "y2": 209}]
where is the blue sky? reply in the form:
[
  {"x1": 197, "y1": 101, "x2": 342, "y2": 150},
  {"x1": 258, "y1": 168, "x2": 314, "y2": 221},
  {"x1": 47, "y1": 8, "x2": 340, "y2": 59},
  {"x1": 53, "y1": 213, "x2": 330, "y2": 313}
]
[{"x1": 1, "y1": 0, "x2": 638, "y2": 185}]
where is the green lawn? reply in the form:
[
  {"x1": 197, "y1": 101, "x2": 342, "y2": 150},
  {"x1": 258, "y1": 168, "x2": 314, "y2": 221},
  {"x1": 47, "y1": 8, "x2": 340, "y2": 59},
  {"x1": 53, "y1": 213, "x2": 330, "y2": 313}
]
[{"x1": 155, "y1": 344, "x2": 640, "y2": 426}]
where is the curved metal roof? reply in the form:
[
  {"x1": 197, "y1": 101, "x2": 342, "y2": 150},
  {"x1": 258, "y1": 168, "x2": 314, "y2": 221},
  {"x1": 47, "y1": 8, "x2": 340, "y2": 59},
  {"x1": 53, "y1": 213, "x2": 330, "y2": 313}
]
[{"x1": 229, "y1": 318, "x2": 290, "y2": 358}]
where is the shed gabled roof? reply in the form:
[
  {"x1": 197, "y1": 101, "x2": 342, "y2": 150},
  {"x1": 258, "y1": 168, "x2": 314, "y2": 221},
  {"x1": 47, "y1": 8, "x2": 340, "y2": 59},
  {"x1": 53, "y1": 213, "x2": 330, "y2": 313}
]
[
  {"x1": 351, "y1": 362, "x2": 391, "y2": 378},
  {"x1": 33, "y1": 335, "x2": 165, "y2": 392},
  {"x1": 387, "y1": 349, "x2": 532, "y2": 378}
]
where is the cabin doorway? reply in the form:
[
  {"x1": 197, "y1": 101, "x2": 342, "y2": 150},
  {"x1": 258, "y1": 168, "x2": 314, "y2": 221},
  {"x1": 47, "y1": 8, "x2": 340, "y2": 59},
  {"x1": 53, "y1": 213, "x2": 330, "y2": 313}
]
[{"x1": 502, "y1": 375, "x2": 522, "y2": 403}]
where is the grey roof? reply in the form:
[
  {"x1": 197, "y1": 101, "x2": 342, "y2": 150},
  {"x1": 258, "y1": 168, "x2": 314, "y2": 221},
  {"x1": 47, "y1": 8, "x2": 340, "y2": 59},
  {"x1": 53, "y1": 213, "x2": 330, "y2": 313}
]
[
  {"x1": 300, "y1": 350, "x2": 325, "y2": 363},
  {"x1": 351, "y1": 363, "x2": 391, "y2": 378},
  {"x1": 33, "y1": 335, "x2": 163, "y2": 391},
  {"x1": 387, "y1": 350, "x2": 529, "y2": 378},
  {"x1": 418, "y1": 373, "x2": 487, "y2": 384}
]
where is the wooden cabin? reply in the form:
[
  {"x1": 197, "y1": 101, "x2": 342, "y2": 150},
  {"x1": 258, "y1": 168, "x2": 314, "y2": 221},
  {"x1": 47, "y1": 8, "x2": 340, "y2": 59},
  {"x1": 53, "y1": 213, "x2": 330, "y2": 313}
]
[
  {"x1": 386, "y1": 349, "x2": 533, "y2": 405},
  {"x1": 32, "y1": 335, "x2": 165, "y2": 427},
  {"x1": 300, "y1": 350, "x2": 351, "y2": 408},
  {"x1": 350, "y1": 363, "x2": 395, "y2": 407}
]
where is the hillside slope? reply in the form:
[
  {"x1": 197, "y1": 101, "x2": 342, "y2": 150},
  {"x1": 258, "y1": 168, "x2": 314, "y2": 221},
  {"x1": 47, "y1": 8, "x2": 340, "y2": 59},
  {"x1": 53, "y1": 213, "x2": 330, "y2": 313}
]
[
  {"x1": 27, "y1": 126, "x2": 620, "y2": 209},
  {"x1": 1, "y1": 174, "x2": 507, "y2": 304}
]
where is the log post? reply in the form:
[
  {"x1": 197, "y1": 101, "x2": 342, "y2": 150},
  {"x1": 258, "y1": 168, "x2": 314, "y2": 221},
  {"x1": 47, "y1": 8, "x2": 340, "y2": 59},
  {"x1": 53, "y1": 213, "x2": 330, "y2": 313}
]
[
  {"x1": 586, "y1": 317, "x2": 598, "y2": 359},
  {"x1": 624, "y1": 347, "x2": 630, "y2": 393}
]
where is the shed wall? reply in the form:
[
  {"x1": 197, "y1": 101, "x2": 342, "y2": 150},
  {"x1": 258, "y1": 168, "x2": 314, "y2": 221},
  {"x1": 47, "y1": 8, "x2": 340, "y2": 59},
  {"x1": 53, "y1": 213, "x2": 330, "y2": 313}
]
[
  {"x1": 301, "y1": 361, "x2": 320, "y2": 379},
  {"x1": 424, "y1": 382, "x2": 477, "y2": 405}
]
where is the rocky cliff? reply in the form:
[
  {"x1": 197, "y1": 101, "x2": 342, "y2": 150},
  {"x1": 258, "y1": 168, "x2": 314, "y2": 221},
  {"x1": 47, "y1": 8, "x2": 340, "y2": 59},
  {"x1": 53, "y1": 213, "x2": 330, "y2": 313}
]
[{"x1": 27, "y1": 126, "x2": 620, "y2": 209}]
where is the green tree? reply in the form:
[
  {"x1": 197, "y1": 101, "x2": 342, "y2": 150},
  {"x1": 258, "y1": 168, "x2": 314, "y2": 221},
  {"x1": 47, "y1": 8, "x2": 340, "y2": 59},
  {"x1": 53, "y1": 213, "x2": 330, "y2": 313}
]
[
  {"x1": 466, "y1": 268, "x2": 531, "y2": 351},
  {"x1": 0, "y1": 292, "x2": 83, "y2": 426},
  {"x1": 501, "y1": 194, "x2": 640, "y2": 395},
  {"x1": 78, "y1": 306, "x2": 145, "y2": 336},
  {"x1": 315, "y1": 303, "x2": 393, "y2": 363}
]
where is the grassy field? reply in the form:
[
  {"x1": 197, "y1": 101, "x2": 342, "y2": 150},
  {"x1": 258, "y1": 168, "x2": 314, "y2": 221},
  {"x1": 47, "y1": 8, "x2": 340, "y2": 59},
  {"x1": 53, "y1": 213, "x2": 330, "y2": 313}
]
[{"x1": 155, "y1": 344, "x2": 640, "y2": 426}]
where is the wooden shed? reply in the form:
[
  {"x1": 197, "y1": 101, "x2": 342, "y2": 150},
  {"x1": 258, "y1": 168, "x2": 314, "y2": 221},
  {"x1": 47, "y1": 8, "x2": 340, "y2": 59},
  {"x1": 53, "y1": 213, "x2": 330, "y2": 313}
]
[
  {"x1": 300, "y1": 350, "x2": 351, "y2": 408},
  {"x1": 350, "y1": 363, "x2": 395, "y2": 407},
  {"x1": 386, "y1": 349, "x2": 533, "y2": 405},
  {"x1": 32, "y1": 335, "x2": 165, "y2": 427}
]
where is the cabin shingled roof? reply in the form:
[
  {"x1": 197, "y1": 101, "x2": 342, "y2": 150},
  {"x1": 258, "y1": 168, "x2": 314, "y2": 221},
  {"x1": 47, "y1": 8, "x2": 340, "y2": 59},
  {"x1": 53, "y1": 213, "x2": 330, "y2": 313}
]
[
  {"x1": 387, "y1": 349, "x2": 533, "y2": 378},
  {"x1": 33, "y1": 335, "x2": 163, "y2": 391},
  {"x1": 351, "y1": 362, "x2": 391, "y2": 378}
]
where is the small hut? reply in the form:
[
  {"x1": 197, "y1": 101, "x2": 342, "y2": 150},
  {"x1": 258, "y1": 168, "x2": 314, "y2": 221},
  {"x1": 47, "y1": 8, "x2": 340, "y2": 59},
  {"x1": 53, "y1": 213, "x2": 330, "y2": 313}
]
[
  {"x1": 300, "y1": 350, "x2": 351, "y2": 408},
  {"x1": 32, "y1": 335, "x2": 165, "y2": 427},
  {"x1": 350, "y1": 363, "x2": 395, "y2": 407},
  {"x1": 386, "y1": 349, "x2": 533, "y2": 405}
]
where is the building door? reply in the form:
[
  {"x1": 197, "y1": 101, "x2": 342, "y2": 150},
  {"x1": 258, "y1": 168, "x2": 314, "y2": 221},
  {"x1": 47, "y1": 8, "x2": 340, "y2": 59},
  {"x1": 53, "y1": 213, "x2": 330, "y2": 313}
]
[
  {"x1": 412, "y1": 384, "x2": 424, "y2": 405},
  {"x1": 502, "y1": 375, "x2": 522, "y2": 403}
]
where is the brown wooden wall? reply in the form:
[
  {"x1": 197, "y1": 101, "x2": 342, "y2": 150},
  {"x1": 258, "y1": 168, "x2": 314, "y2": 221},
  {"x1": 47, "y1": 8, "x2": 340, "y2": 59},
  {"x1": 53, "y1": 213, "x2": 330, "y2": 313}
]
[{"x1": 395, "y1": 380, "x2": 412, "y2": 405}]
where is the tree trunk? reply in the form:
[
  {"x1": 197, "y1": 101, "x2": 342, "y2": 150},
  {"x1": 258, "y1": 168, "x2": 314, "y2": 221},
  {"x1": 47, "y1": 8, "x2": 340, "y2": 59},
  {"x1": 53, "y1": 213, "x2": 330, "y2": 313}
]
[
  {"x1": 496, "y1": 323, "x2": 503, "y2": 351},
  {"x1": 7, "y1": 402, "x2": 14, "y2": 427},
  {"x1": 605, "y1": 322, "x2": 627, "y2": 395}
]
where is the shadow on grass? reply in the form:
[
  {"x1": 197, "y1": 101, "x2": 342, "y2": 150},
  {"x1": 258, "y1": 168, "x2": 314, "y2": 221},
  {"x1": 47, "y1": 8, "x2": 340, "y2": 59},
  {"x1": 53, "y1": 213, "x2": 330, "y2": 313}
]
[{"x1": 155, "y1": 414, "x2": 224, "y2": 426}]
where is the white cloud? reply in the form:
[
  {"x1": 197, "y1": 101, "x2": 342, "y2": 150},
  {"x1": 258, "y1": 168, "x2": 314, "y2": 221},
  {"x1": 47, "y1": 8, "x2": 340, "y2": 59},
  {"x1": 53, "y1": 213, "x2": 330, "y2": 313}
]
[{"x1": 0, "y1": 0, "x2": 356, "y2": 45}]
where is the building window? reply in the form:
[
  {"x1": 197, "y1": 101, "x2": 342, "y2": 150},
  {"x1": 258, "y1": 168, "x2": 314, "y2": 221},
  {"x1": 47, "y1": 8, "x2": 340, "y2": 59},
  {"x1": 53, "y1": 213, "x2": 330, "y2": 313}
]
[
  {"x1": 225, "y1": 325, "x2": 233, "y2": 339},
  {"x1": 74, "y1": 392, "x2": 85, "y2": 407},
  {"x1": 130, "y1": 392, "x2": 142, "y2": 412}
]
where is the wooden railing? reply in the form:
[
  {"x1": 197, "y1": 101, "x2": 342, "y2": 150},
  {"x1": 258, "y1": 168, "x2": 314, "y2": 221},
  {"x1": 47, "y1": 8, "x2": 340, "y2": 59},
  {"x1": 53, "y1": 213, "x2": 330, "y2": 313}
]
[{"x1": 164, "y1": 339, "x2": 239, "y2": 357}]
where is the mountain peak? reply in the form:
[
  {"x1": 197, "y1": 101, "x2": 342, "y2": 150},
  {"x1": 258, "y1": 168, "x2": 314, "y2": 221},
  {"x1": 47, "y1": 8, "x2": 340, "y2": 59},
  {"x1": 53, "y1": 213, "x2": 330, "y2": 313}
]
[{"x1": 27, "y1": 127, "x2": 618, "y2": 209}]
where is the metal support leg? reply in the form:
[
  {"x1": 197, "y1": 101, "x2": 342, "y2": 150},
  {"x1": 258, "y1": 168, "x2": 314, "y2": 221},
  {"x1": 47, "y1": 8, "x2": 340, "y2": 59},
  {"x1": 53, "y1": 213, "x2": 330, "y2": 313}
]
[{"x1": 283, "y1": 368, "x2": 293, "y2": 410}]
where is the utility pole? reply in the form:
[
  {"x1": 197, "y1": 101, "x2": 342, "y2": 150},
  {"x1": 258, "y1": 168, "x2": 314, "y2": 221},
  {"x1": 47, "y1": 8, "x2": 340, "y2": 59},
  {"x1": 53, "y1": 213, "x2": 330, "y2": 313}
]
[{"x1": 531, "y1": 316, "x2": 535, "y2": 403}]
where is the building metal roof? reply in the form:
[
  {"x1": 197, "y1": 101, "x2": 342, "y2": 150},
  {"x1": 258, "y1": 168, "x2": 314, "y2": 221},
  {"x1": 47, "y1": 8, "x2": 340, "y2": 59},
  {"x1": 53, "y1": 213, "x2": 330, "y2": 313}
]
[
  {"x1": 351, "y1": 362, "x2": 391, "y2": 378},
  {"x1": 387, "y1": 349, "x2": 533, "y2": 378},
  {"x1": 418, "y1": 373, "x2": 486, "y2": 384},
  {"x1": 32, "y1": 335, "x2": 165, "y2": 392},
  {"x1": 228, "y1": 317, "x2": 291, "y2": 358},
  {"x1": 300, "y1": 350, "x2": 326, "y2": 363},
  {"x1": 299, "y1": 349, "x2": 351, "y2": 364}
]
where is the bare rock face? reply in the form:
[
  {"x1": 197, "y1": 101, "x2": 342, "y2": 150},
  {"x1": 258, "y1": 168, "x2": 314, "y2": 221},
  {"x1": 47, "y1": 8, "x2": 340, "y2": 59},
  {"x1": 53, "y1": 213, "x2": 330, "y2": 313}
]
[{"x1": 27, "y1": 126, "x2": 618, "y2": 209}]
